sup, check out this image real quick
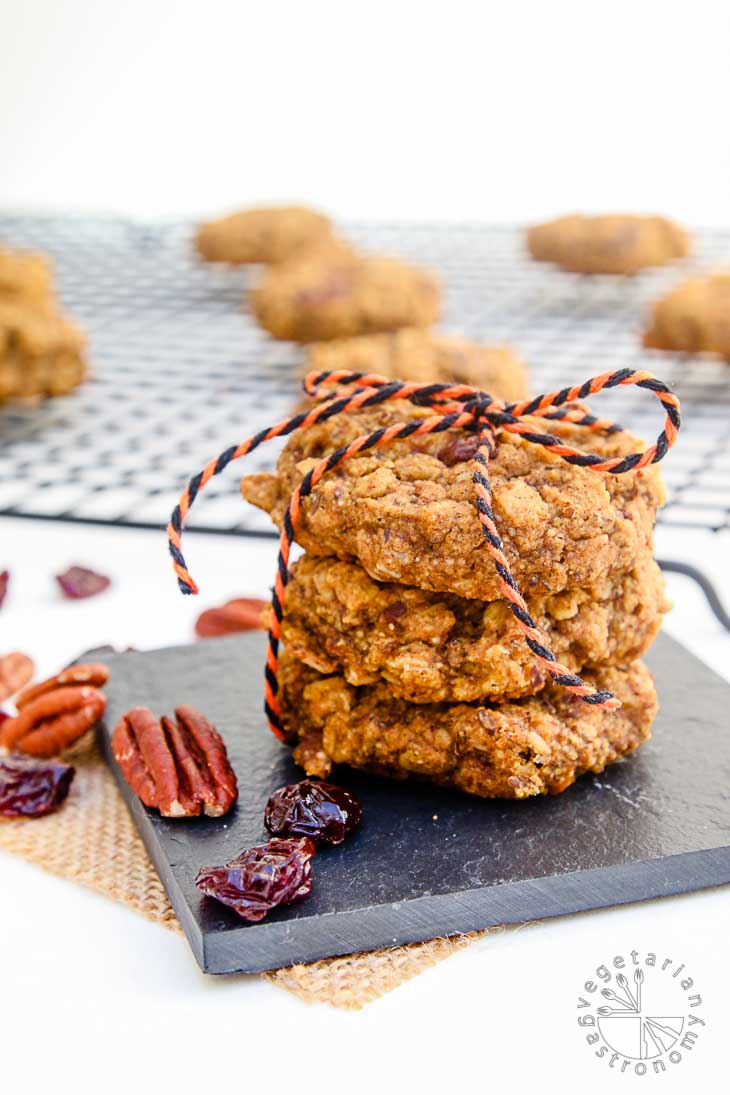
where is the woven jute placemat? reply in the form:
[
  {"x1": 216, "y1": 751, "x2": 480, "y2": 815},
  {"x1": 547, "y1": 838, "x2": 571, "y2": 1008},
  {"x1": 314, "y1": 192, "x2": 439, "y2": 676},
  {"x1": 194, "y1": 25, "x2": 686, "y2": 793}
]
[{"x1": 0, "y1": 741, "x2": 483, "y2": 1008}]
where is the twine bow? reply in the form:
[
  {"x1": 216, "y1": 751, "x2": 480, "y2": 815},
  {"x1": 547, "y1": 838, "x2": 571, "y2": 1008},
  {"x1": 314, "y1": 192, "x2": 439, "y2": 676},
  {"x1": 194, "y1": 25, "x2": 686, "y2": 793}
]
[{"x1": 168, "y1": 367, "x2": 680, "y2": 738}]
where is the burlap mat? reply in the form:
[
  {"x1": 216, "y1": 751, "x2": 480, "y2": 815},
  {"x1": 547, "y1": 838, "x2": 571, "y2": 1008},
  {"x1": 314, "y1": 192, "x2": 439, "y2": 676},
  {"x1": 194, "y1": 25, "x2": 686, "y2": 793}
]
[{"x1": 0, "y1": 741, "x2": 483, "y2": 1008}]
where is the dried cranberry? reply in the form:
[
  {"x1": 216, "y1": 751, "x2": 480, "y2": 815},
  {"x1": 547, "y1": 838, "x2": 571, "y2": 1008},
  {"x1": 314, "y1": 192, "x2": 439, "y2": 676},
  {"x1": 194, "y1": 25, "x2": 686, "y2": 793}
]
[
  {"x1": 265, "y1": 779, "x2": 362, "y2": 846},
  {"x1": 295, "y1": 271, "x2": 353, "y2": 307},
  {"x1": 0, "y1": 570, "x2": 9, "y2": 609},
  {"x1": 56, "y1": 566, "x2": 111, "y2": 599},
  {"x1": 439, "y1": 434, "x2": 481, "y2": 467},
  {"x1": 382, "y1": 601, "x2": 407, "y2": 625},
  {"x1": 195, "y1": 837, "x2": 315, "y2": 922},
  {"x1": 0, "y1": 754, "x2": 75, "y2": 818},
  {"x1": 0, "y1": 711, "x2": 9, "y2": 726}
]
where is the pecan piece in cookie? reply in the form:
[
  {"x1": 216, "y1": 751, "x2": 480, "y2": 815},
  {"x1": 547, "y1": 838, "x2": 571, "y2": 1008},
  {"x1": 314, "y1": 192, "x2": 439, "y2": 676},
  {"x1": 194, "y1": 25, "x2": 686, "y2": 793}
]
[
  {"x1": 527, "y1": 214, "x2": 690, "y2": 275},
  {"x1": 111, "y1": 705, "x2": 237, "y2": 818},
  {"x1": 643, "y1": 272, "x2": 730, "y2": 362},
  {"x1": 279, "y1": 653, "x2": 658, "y2": 799}
]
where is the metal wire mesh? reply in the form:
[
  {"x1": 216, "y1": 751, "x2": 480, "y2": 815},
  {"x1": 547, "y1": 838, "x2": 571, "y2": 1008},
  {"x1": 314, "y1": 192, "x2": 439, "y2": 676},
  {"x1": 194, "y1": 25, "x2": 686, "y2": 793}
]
[{"x1": 1, "y1": 213, "x2": 729, "y2": 536}]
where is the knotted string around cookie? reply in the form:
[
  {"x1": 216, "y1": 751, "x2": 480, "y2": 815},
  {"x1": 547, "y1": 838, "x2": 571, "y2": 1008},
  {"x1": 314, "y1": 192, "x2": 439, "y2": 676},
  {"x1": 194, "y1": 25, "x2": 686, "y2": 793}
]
[{"x1": 168, "y1": 367, "x2": 680, "y2": 738}]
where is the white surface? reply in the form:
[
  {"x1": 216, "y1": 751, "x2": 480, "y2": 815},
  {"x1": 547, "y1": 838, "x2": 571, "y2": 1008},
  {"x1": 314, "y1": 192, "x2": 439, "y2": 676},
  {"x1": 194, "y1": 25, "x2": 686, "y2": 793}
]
[
  {"x1": 0, "y1": 516, "x2": 729, "y2": 1091},
  {"x1": 0, "y1": 1, "x2": 729, "y2": 225}
]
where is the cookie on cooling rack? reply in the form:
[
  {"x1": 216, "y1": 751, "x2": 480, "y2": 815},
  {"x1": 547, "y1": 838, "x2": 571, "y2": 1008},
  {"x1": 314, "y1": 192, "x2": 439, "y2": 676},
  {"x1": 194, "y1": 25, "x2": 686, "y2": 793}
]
[
  {"x1": 278, "y1": 553, "x2": 667, "y2": 704},
  {"x1": 279, "y1": 652, "x2": 657, "y2": 799},
  {"x1": 0, "y1": 244, "x2": 87, "y2": 403},
  {"x1": 241, "y1": 401, "x2": 665, "y2": 602},
  {"x1": 643, "y1": 272, "x2": 730, "y2": 362},
  {"x1": 0, "y1": 246, "x2": 54, "y2": 302},
  {"x1": 250, "y1": 246, "x2": 440, "y2": 342},
  {"x1": 527, "y1": 214, "x2": 690, "y2": 275},
  {"x1": 0, "y1": 299, "x2": 86, "y2": 403},
  {"x1": 304, "y1": 328, "x2": 530, "y2": 403},
  {"x1": 195, "y1": 205, "x2": 333, "y2": 265}
]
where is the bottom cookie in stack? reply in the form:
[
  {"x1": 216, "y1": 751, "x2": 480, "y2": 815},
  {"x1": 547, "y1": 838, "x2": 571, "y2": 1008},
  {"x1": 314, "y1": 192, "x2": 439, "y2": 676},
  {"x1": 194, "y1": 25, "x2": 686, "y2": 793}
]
[
  {"x1": 279, "y1": 654, "x2": 657, "y2": 800},
  {"x1": 274, "y1": 552, "x2": 666, "y2": 799}
]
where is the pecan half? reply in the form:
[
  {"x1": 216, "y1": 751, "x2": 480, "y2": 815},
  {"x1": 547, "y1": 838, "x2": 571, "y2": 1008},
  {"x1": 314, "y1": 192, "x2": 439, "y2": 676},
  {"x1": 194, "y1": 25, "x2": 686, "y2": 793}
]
[
  {"x1": 16, "y1": 663, "x2": 110, "y2": 710},
  {"x1": 111, "y1": 705, "x2": 238, "y2": 818},
  {"x1": 195, "y1": 597, "x2": 268, "y2": 638},
  {"x1": 0, "y1": 685, "x2": 106, "y2": 757},
  {"x1": 0, "y1": 652, "x2": 35, "y2": 703}
]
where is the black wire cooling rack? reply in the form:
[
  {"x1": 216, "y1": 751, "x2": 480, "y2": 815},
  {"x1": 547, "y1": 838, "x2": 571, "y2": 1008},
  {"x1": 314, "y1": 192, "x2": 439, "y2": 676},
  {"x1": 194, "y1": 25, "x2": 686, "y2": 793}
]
[{"x1": 1, "y1": 213, "x2": 729, "y2": 538}]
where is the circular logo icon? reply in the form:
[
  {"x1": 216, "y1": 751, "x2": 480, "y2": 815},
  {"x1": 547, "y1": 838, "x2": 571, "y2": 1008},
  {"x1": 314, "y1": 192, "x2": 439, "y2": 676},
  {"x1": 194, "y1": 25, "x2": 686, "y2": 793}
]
[{"x1": 577, "y1": 951, "x2": 705, "y2": 1075}]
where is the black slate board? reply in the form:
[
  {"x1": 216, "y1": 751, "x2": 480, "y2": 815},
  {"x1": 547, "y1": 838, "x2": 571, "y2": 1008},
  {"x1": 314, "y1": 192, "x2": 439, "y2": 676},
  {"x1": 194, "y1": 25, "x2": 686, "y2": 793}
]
[{"x1": 96, "y1": 632, "x2": 730, "y2": 974}]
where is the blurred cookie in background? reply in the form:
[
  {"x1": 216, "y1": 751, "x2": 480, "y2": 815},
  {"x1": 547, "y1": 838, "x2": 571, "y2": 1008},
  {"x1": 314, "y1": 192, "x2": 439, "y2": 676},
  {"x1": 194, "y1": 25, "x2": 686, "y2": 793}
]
[
  {"x1": 527, "y1": 213, "x2": 690, "y2": 275},
  {"x1": 251, "y1": 246, "x2": 440, "y2": 342},
  {"x1": 195, "y1": 205, "x2": 333, "y2": 265},
  {"x1": 0, "y1": 246, "x2": 54, "y2": 303},
  {"x1": 305, "y1": 328, "x2": 530, "y2": 402},
  {"x1": 0, "y1": 300, "x2": 86, "y2": 403},
  {"x1": 643, "y1": 271, "x2": 730, "y2": 362},
  {"x1": 0, "y1": 245, "x2": 87, "y2": 403}
]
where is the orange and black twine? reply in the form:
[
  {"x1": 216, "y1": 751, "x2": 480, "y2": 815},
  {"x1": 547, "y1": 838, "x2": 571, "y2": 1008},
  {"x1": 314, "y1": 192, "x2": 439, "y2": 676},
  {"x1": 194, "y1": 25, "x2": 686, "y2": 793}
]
[{"x1": 168, "y1": 367, "x2": 681, "y2": 737}]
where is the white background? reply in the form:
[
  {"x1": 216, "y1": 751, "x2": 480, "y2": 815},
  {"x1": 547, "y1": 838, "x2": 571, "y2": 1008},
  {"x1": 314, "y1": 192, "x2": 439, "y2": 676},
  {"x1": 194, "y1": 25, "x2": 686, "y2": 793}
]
[
  {"x1": 0, "y1": 0, "x2": 729, "y2": 225},
  {"x1": 1, "y1": 3, "x2": 729, "y2": 1092}
]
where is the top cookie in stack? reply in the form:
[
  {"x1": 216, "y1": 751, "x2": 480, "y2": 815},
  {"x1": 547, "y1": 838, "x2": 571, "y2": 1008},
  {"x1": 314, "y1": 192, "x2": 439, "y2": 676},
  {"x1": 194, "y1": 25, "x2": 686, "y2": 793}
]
[
  {"x1": 243, "y1": 402, "x2": 664, "y2": 601},
  {"x1": 242, "y1": 400, "x2": 667, "y2": 799}
]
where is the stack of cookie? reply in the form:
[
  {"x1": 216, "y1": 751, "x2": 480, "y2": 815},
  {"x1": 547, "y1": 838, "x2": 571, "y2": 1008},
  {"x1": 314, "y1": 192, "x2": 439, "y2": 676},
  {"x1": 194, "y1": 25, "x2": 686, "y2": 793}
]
[
  {"x1": 243, "y1": 399, "x2": 668, "y2": 800},
  {"x1": 0, "y1": 246, "x2": 86, "y2": 404}
]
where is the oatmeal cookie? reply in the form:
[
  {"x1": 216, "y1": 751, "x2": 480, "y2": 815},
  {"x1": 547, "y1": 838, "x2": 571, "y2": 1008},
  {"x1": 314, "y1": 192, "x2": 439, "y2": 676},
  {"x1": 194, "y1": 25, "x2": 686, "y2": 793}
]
[
  {"x1": 643, "y1": 272, "x2": 730, "y2": 362},
  {"x1": 0, "y1": 246, "x2": 53, "y2": 302},
  {"x1": 527, "y1": 214, "x2": 690, "y2": 275},
  {"x1": 279, "y1": 654, "x2": 657, "y2": 799},
  {"x1": 195, "y1": 205, "x2": 333, "y2": 265},
  {"x1": 250, "y1": 248, "x2": 440, "y2": 342},
  {"x1": 0, "y1": 299, "x2": 86, "y2": 402},
  {"x1": 242, "y1": 403, "x2": 664, "y2": 602},
  {"x1": 305, "y1": 328, "x2": 529, "y2": 402},
  {"x1": 280, "y1": 553, "x2": 667, "y2": 704}
]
